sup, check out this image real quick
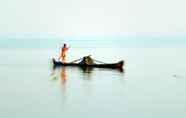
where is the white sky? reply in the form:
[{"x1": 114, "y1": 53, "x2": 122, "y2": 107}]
[{"x1": 0, "y1": 0, "x2": 186, "y2": 36}]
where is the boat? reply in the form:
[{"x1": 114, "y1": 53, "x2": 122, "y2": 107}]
[{"x1": 52, "y1": 58, "x2": 124, "y2": 69}]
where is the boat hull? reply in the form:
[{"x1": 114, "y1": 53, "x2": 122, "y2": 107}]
[{"x1": 52, "y1": 59, "x2": 124, "y2": 69}]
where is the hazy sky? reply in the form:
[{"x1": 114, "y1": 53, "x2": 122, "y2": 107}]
[{"x1": 0, "y1": 0, "x2": 186, "y2": 36}]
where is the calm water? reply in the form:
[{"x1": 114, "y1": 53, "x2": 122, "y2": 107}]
[{"x1": 0, "y1": 47, "x2": 186, "y2": 118}]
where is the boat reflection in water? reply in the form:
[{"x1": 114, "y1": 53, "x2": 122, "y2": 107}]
[
  {"x1": 50, "y1": 65, "x2": 124, "y2": 82},
  {"x1": 50, "y1": 65, "x2": 125, "y2": 107},
  {"x1": 51, "y1": 64, "x2": 124, "y2": 83},
  {"x1": 80, "y1": 66, "x2": 124, "y2": 73}
]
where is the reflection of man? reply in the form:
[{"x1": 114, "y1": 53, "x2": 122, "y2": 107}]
[
  {"x1": 59, "y1": 67, "x2": 67, "y2": 106},
  {"x1": 60, "y1": 67, "x2": 66, "y2": 84}
]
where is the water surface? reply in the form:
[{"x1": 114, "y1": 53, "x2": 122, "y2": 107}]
[{"x1": 0, "y1": 46, "x2": 186, "y2": 118}]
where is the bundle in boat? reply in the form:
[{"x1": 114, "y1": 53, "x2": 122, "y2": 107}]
[{"x1": 52, "y1": 56, "x2": 124, "y2": 69}]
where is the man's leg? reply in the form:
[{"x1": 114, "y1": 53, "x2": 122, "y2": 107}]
[{"x1": 62, "y1": 56, "x2": 66, "y2": 63}]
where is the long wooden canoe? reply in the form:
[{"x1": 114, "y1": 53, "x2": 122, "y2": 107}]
[{"x1": 52, "y1": 58, "x2": 124, "y2": 69}]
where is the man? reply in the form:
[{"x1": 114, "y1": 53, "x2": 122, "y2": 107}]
[{"x1": 59, "y1": 43, "x2": 69, "y2": 63}]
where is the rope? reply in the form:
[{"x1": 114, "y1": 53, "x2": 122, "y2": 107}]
[
  {"x1": 70, "y1": 55, "x2": 92, "y2": 63},
  {"x1": 69, "y1": 55, "x2": 106, "y2": 64},
  {"x1": 92, "y1": 58, "x2": 106, "y2": 64},
  {"x1": 70, "y1": 58, "x2": 83, "y2": 63}
]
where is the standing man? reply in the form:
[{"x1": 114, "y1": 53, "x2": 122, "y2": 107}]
[{"x1": 59, "y1": 43, "x2": 69, "y2": 63}]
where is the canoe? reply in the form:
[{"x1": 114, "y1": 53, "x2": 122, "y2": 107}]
[{"x1": 52, "y1": 58, "x2": 124, "y2": 69}]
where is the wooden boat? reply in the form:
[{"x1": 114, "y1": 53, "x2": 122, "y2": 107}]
[{"x1": 52, "y1": 58, "x2": 124, "y2": 69}]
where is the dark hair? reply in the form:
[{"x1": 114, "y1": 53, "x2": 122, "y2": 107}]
[{"x1": 63, "y1": 43, "x2": 66, "y2": 47}]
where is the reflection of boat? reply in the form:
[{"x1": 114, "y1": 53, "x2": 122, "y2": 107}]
[{"x1": 52, "y1": 58, "x2": 124, "y2": 69}]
